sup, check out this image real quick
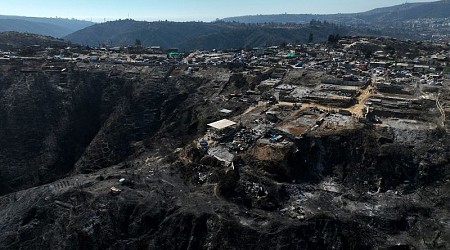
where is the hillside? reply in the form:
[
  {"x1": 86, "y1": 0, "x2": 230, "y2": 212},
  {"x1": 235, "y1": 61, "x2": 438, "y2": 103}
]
[
  {"x1": 0, "y1": 15, "x2": 94, "y2": 37},
  {"x1": 356, "y1": 1, "x2": 450, "y2": 23},
  {"x1": 222, "y1": 14, "x2": 352, "y2": 25},
  {"x1": 0, "y1": 37, "x2": 449, "y2": 249},
  {"x1": 0, "y1": 31, "x2": 68, "y2": 49},
  {"x1": 64, "y1": 20, "x2": 350, "y2": 49},
  {"x1": 0, "y1": 19, "x2": 73, "y2": 38},
  {"x1": 221, "y1": 1, "x2": 450, "y2": 25}
]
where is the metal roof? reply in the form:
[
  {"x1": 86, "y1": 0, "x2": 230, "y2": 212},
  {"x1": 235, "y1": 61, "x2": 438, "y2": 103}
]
[
  {"x1": 207, "y1": 119, "x2": 237, "y2": 130},
  {"x1": 219, "y1": 109, "x2": 233, "y2": 114}
]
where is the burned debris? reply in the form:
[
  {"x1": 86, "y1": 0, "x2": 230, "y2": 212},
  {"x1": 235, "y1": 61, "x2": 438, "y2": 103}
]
[{"x1": 0, "y1": 35, "x2": 449, "y2": 249}]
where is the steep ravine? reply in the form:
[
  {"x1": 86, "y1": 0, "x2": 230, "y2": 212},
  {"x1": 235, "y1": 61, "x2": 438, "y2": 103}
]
[{"x1": 0, "y1": 66, "x2": 197, "y2": 194}]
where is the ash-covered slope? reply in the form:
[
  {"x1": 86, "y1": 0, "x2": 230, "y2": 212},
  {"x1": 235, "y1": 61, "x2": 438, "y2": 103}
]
[
  {"x1": 0, "y1": 118, "x2": 448, "y2": 249},
  {"x1": 0, "y1": 63, "x2": 234, "y2": 195},
  {"x1": 0, "y1": 47, "x2": 449, "y2": 248},
  {"x1": 0, "y1": 54, "x2": 258, "y2": 195}
]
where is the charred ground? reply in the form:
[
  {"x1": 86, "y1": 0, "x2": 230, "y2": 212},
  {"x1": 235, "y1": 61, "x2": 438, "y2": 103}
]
[{"x1": 0, "y1": 36, "x2": 449, "y2": 249}]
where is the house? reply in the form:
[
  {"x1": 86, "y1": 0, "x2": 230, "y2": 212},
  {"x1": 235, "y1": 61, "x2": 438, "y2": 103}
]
[
  {"x1": 394, "y1": 63, "x2": 410, "y2": 71},
  {"x1": 370, "y1": 61, "x2": 390, "y2": 68},
  {"x1": 413, "y1": 65, "x2": 430, "y2": 73}
]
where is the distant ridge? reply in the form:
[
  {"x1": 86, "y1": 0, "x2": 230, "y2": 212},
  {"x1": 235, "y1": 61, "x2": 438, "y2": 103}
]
[
  {"x1": 64, "y1": 19, "x2": 350, "y2": 50},
  {"x1": 221, "y1": 1, "x2": 450, "y2": 25},
  {"x1": 60, "y1": 1, "x2": 450, "y2": 49},
  {"x1": 0, "y1": 15, "x2": 94, "y2": 38}
]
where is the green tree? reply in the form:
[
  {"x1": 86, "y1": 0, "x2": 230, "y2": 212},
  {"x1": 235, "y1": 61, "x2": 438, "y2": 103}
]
[
  {"x1": 328, "y1": 34, "x2": 340, "y2": 44},
  {"x1": 135, "y1": 39, "x2": 142, "y2": 46},
  {"x1": 308, "y1": 33, "x2": 314, "y2": 43}
]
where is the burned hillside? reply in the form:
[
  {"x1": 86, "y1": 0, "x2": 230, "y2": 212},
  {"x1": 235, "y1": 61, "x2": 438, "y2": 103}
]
[{"x1": 0, "y1": 36, "x2": 449, "y2": 249}]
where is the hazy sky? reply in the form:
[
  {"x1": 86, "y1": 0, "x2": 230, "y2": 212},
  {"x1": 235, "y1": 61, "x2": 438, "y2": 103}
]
[{"x1": 1, "y1": 0, "x2": 438, "y2": 22}]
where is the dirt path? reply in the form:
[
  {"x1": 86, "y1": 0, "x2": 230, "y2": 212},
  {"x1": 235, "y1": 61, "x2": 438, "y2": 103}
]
[
  {"x1": 436, "y1": 93, "x2": 446, "y2": 128},
  {"x1": 243, "y1": 101, "x2": 265, "y2": 114},
  {"x1": 346, "y1": 83, "x2": 374, "y2": 117}
]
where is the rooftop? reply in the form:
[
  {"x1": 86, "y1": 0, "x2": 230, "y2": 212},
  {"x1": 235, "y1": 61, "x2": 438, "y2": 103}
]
[{"x1": 207, "y1": 119, "x2": 237, "y2": 130}]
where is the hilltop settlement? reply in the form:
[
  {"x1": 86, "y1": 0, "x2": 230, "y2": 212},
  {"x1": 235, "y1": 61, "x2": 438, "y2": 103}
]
[{"x1": 0, "y1": 34, "x2": 450, "y2": 249}]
